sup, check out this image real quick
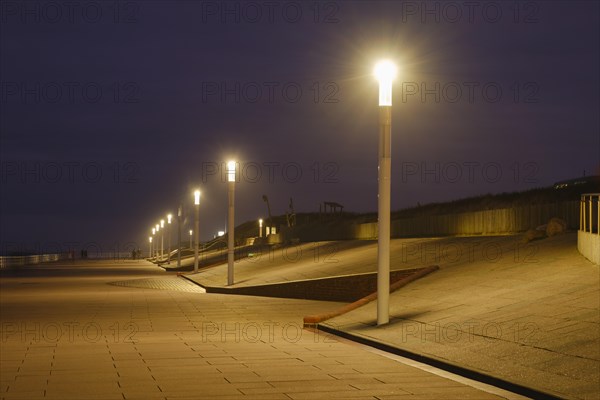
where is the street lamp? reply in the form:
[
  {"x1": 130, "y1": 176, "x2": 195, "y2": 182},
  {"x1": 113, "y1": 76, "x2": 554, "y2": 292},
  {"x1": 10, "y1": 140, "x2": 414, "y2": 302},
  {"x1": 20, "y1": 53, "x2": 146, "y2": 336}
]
[
  {"x1": 148, "y1": 236, "x2": 152, "y2": 258},
  {"x1": 259, "y1": 218, "x2": 263, "y2": 238},
  {"x1": 160, "y1": 219, "x2": 165, "y2": 260},
  {"x1": 167, "y1": 213, "x2": 172, "y2": 264},
  {"x1": 374, "y1": 59, "x2": 396, "y2": 326},
  {"x1": 155, "y1": 224, "x2": 160, "y2": 259},
  {"x1": 227, "y1": 160, "x2": 236, "y2": 285},
  {"x1": 194, "y1": 190, "x2": 200, "y2": 273},
  {"x1": 152, "y1": 227, "x2": 156, "y2": 259},
  {"x1": 189, "y1": 229, "x2": 193, "y2": 249},
  {"x1": 177, "y1": 206, "x2": 182, "y2": 268}
]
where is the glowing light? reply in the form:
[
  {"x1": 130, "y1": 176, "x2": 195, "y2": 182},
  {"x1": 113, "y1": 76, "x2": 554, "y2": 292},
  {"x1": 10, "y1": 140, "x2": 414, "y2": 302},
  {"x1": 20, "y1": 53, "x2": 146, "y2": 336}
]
[
  {"x1": 156, "y1": 224, "x2": 159, "y2": 232},
  {"x1": 259, "y1": 218, "x2": 263, "y2": 227},
  {"x1": 167, "y1": 214, "x2": 172, "y2": 224},
  {"x1": 374, "y1": 60, "x2": 397, "y2": 106},
  {"x1": 149, "y1": 236, "x2": 152, "y2": 243},
  {"x1": 189, "y1": 229, "x2": 193, "y2": 236},
  {"x1": 194, "y1": 190, "x2": 200, "y2": 205},
  {"x1": 160, "y1": 219, "x2": 164, "y2": 228},
  {"x1": 227, "y1": 160, "x2": 236, "y2": 182},
  {"x1": 218, "y1": 230, "x2": 225, "y2": 237},
  {"x1": 152, "y1": 228, "x2": 155, "y2": 235}
]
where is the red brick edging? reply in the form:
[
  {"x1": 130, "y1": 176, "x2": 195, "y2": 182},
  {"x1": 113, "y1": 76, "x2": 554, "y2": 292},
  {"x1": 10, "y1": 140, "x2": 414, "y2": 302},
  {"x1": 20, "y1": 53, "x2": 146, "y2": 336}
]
[{"x1": 303, "y1": 265, "x2": 439, "y2": 326}]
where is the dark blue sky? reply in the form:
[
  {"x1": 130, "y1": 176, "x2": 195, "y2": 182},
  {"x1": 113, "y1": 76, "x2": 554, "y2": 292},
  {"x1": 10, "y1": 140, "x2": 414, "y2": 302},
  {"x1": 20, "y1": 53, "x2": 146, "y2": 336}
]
[{"x1": 1, "y1": 0, "x2": 598, "y2": 254}]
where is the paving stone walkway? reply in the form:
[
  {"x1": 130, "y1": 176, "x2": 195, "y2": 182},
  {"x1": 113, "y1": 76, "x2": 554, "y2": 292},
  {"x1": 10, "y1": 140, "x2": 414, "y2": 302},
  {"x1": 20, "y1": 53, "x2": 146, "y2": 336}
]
[
  {"x1": 1, "y1": 260, "x2": 523, "y2": 399},
  {"x1": 185, "y1": 233, "x2": 599, "y2": 399},
  {"x1": 109, "y1": 277, "x2": 206, "y2": 293}
]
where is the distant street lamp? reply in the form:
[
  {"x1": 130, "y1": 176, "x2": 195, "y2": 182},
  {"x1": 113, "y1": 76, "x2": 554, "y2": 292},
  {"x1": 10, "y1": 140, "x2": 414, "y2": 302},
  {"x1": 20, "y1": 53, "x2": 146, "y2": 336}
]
[
  {"x1": 160, "y1": 219, "x2": 165, "y2": 260},
  {"x1": 177, "y1": 206, "x2": 182, "y2": 268},
  {"x1": 227, "y1": 160, "x2": 236, "y2": 285},
  {"x1": 152, "y1": 227, "x2": 156, "y2": 259},
  {"x1": 149, "y1": 236, "x2": 153, "y2": 258},
  {"x1": 155, "y1": 224, "x2": 160, "y2": 259},
  {"x1": 374, "y1": 59, "x2": 397, "y2": 326},
  {"x1": 189, "y1": 229, "x2": 193, "y2": 249},
  {"x1": 259, "y1": 218, "x2": 263, "y2": 237},
  {"x1": 167, "y1": 214, "x2": 172, "y2": 264},
  {"x1": 194, "y1": 190, "x2": 200, "y2": 273}
]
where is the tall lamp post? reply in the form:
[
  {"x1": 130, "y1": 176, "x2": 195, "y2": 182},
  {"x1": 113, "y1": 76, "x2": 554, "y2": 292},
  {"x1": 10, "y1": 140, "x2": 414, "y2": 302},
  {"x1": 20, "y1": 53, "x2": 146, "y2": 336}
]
[
  {"x1": 155, "y1": 224, "x2": 160, "y2": 259},
  {"x1": 227, "y1": 160, "x2": 236, "y2": 285},
  {"x1": 177, "y1": 206, "x2": 182, "y2": 268},
  {"x1": 194, "y1": 190, "x2": 200, "y2": 273},
  {"x1": 189, "y1": 229, "x2": 193, "y2": 249},
  {"x1": 167, "y1": 214, "x2": 172, "y2": 264},
  {"x1": 149, "y1": 236, "x2": 152, "y2": 259},
  {"x1": 160, "y1": 219, "x2": 165, "y2": 260},
  {"x1": 374, "y1": 60, "x2": 397, "y2": 326},
  {"x1": 152, "y1": 228, "x2": 156, "y2": 259},
  {"x1": 259, "y1": 218, "x2": 263, "y2": 237}
]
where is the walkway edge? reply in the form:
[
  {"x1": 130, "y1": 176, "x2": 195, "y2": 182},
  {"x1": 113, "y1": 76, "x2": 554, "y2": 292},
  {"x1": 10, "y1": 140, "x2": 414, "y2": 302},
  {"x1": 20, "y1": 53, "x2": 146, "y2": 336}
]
[
  {"x1": 314, "y1": 323, "x2": 563, "y2": 400},
  {"x1": 178, "y1": 272, "x2": 208, "y2": 290},
  {"x1": 303, "y1": 265, "x2": 439, "y2": 325}
]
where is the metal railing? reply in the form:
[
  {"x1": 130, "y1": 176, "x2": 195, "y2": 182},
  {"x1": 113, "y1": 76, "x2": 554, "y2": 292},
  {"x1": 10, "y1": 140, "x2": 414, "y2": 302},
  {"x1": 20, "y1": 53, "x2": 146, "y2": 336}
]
[
  {"x1": 0, "y1": 252, "x2": 141, "y2": 268},
  {"x1": 0, "y1": 253, "x2": 70, "y2": 269},
  {"x1": 580, "y1": 194, "x2": 599, "y2": 234}
]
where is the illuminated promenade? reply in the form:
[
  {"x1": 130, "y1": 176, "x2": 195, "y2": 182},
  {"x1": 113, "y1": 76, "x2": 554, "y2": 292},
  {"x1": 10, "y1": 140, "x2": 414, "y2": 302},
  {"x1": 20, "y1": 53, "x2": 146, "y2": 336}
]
[
  {"x1": 0, "y1": 259, "x2": 520, "y2": 400},
  {"x1": 184, "y1": 233, "x2": 599, "y2": 399}
]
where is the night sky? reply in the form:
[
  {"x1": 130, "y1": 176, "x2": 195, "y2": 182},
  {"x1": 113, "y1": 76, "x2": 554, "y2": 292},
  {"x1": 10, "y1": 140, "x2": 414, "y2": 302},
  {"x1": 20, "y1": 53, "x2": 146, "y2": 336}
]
[{"x1": 1, "y1": 0, "x2": 598, "y2": 254}]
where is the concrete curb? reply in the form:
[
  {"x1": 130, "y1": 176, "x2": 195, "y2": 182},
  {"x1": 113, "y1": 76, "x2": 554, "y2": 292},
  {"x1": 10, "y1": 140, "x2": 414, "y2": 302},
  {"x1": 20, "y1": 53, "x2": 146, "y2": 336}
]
[
  {"x1": 178, "y1": 273, "x2": 208, "y2": 290},
  {"x1": 314, "y1": 324, "x2": 563, "y2": 400}
]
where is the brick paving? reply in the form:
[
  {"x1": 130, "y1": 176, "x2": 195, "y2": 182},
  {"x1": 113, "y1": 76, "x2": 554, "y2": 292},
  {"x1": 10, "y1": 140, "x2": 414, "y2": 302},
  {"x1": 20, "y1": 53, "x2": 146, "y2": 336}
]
[
  {"x1": 1, "y1": 260, "x2": 521, "y2": 399},
  {"x1": 109, "y1": 277, "x2": 205, "y2": 293},
  {"x1": 185, "y1": 233, "x2": 599, "y2": 399},
  {"x1": 321, "y1": 234, "x2": 599, "y2": 399}
]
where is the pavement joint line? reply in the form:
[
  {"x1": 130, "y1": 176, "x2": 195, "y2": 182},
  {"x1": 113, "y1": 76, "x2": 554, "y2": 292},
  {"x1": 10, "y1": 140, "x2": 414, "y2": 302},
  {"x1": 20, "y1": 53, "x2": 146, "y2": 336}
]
[{"x1": 312, "y1": 324, "x2": 562, "y2": 400}]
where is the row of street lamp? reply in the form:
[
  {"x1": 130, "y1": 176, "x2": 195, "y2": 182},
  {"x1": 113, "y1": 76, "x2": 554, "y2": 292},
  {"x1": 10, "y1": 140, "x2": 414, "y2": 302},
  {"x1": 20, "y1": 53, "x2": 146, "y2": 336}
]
[
  {"x1": 147, "y1": 160, "x2": 238, "y2": 281},
  {"x1": 145, "y1": 61, "x2": 397, "y2": 325}
]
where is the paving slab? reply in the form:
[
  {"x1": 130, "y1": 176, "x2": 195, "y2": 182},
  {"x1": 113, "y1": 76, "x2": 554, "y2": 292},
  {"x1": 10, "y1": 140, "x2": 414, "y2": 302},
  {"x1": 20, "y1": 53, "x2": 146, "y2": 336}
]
[
  {"x1": 1, "y1": 259, "x2": 522, "y2": 399},
  {"x1": 320, "y1": 233, "x2": 599, "y2": 399}
]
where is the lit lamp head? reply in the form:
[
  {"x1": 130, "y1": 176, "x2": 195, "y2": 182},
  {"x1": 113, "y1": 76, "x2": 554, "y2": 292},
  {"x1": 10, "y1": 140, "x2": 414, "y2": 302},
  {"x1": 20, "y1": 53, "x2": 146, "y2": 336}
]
[
  {"x1": 259, "y1": 218, "x2": 263, "y2": 227},
  {"x1": 374, "y1": 60, "x2": 397, "y2": 106},
  {"x1": 167, "y1": 214, "x2": 172, "y2": 224},
  {"x1": 149, "y1": 236, "x2": 152, "y2": 243},
  {"x1": 194, "y1": 190, "x2": 200, "y2": 205},
  {"x1": 189, "y1": 229, "x2": 193, "y2": 236},
  {"x1": 155, "y1": 224, "x2": 159, "y2": 232},
  {"x1": 227, "y1": 160, "x2": 236, "y2": 182},
  {"x1": 160, "y1": 219, "x2": 164, "y2": 228},
  {"x1": 152, "y1": 228, "x2": 155, "y2": 235}
]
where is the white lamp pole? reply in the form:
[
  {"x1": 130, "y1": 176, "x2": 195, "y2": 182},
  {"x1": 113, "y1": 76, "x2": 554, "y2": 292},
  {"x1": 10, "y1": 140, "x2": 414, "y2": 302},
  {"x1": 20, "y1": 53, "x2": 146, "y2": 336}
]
[
  {"x1": 149, "y1": 236, "x2": 152, "y2": 258},
  {"x1": 177, "y1": 206, "x2": 182, "y2": 268},
  {"x1": 160, "y1": 219, "x2": 165, "y2": 260},
  {"x1": 167, "y1": 214, "x2": 172, "y2": 264},
  {"x1": 194, "y1": 190, "x2": 200, "y2": 273},
  {"x1": 227, "y1": 160, "x2": 236, "y2": 285},
  {"x1": 151, "y1": 228, "x2": 156, "y2": 259},
  {"x1": 374, "y1": 60, "x2": 396, "y2": 326},
  {"x1": 155, "y1": 224, "x2": 159, "y2": 259},
  {"x1": 259, "y1": 218, "x2": 263, "y2": 238},
  {"x1": 189, "y1": 229, "x2": 193, "y2": 249}
]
